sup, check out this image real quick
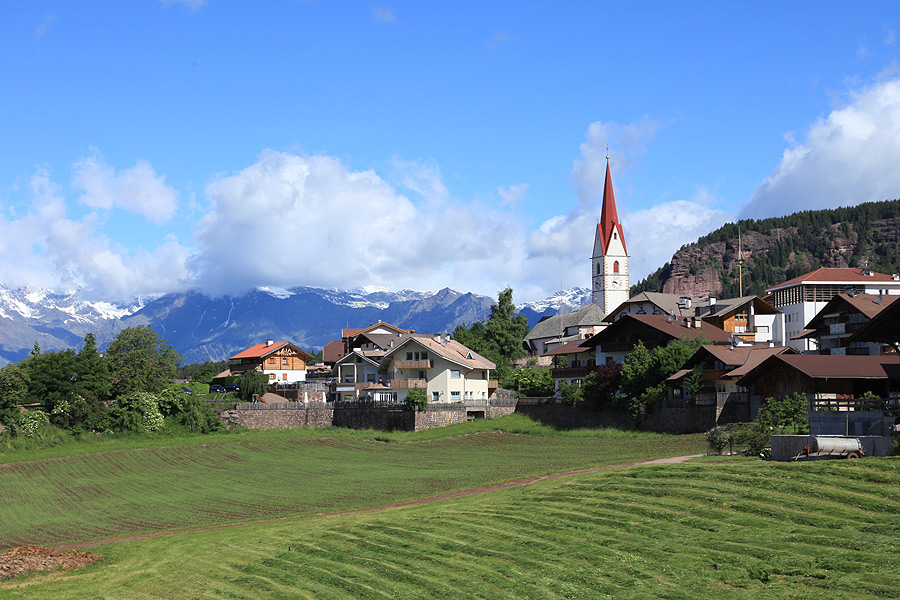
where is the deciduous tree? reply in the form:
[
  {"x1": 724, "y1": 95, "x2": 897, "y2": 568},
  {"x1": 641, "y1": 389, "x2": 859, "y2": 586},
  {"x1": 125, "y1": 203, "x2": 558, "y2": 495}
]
[{"x1": 106, "y1": 326, "x2": 181, "y2": 397}]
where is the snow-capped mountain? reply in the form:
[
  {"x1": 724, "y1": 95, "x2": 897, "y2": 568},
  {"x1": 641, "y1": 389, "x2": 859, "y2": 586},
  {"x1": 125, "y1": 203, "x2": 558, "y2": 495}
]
[{"x1": 0, "y1": 283, "x2": 587, "y2": 366}]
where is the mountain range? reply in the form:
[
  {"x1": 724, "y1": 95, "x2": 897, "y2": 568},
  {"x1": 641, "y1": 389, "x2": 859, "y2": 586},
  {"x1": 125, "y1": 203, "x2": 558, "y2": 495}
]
[{"x1": 0, "y1": 283, "x2": 592, "y2": 366}]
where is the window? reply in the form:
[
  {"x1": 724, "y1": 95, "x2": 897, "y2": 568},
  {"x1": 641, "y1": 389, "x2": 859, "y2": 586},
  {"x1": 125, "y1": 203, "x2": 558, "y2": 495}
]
[
  {"x1": 596, "y1": 263, "x2": 601, "y2": 275},
  {"x1": 450, "y1": 391, "x2": 461, "y2": 401},
  {"x1": 418, "y1": 370, "x2": 425, "y2": 379},
  {"x1": 282, "y1": 373, "x2": 287, "y2": 380},
  {"x1": 282, "y1": 358, "x2": 288, "y2": 365},
  {"x1": 406, "y1": 352, "x2": 413, "y2": 360},
  {"x1": 268, "y1": 358, "x2": 275, "y2": 364},
  {"x1": 269, "y1": 373, "x2": 275, "y2": 380},
  {"x1": 366, "y1": 374, "x2": 375, "y2": 383},
  {"x1": 613, "y1": 260, "x2": 619, "y2": 273},
  {"x1": 450, "y1": 370, "x2": 461, "y2": 379},
  {"x1": 432, "y1": 392, "x2": 440, "y2": 402},
  {"x1": 421, "y1": 352, "x2": 427, "y2": 359}
]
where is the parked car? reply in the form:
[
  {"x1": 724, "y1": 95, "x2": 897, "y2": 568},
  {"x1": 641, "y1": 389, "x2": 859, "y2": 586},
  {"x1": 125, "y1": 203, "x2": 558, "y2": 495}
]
[
  {"x1": 209, "y1": 384, "x2": 226, "y2": 393},
  {"x1": 180, "y1": 386, "x2": 193, "y2": 395},
  {"x1": 224, "y1": 384, "x2": 240, "y2": 392}
]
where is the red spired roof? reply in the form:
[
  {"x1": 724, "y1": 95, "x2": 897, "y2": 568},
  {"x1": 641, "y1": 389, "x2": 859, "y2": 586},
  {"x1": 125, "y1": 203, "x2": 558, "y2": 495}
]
[
  {"x1": 597, "y1": 160, "x2": 627, "y2": 255},
  {"x1": 767, "y1": 267, "x2": 899, "y2": 292}
]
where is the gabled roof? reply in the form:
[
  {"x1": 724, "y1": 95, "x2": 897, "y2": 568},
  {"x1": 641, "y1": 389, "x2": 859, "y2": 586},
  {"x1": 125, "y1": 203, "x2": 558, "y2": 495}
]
[
  {"x1": 525, "y1": 304, "x2": 606, "y2": 341},
  {"x1": 701, "y1": 296, "x2": 779, "y2": 319},
  {"x1": 804, "y1": 292, "x2": 900, "y2": 331},
  {"x1": 333, "y1": 350, "x2": 381, "y2": 369},
  {"x1": 542, "y1": 339, "x2": 593, "y2": 357},
  {"x1": 605, "y1": 292, "x2": 706, "y2": 322},
  {"x1": 850, "y1": 297, "x2": 900, "y2": 344},
  {"x1": 596, "y1": 161, "x2": 627, "y2": 256},
  {"x1": 581, "y1": 314, "x2": 732, "y2": 349},
  {"x1": 668, "y1": 346, "x2": 793, "y2": 382},
  {"x1": 766, "y1": 267, "x2": 900, "y2": 293},
  {"x1": 382, "y1": 334, "x2": 496, "y2": 370},
  {"x1": 344, "y1": 322, "x2": 414, "y2": 339},
  {"x1": 738, "y1": 354, "x2": 900, "y2": 387},
  {"x1": 230, "y1": 341, "x2": 313, "y2": 361}
]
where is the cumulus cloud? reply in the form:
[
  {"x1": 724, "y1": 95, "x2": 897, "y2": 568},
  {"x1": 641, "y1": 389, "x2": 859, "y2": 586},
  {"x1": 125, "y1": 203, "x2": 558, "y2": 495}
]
[
  {"x1": 73, "y1": 150, "x2": 178, "y2": 224},
  {"x1": 625, "y1": 190, "x2": 732, "y2": 280},
  {"x1": 0, "y1": 169, "x2": 190, "y2": 301},
  {"x1": 741, "y1": 77, "x2": 900, "y2": 219},
  {"x1": 188, "y1": 151, "x2": 526, "y2": 297}
]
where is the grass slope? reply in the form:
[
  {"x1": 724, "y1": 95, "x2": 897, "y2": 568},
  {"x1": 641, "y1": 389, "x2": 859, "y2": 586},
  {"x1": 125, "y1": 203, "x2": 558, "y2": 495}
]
[
  {"x1": 2, "y1": 458, "x2": 898, "y2": 599},
  {"x1": 0, "y1": 416, "x2": 702, "y2": 549}
]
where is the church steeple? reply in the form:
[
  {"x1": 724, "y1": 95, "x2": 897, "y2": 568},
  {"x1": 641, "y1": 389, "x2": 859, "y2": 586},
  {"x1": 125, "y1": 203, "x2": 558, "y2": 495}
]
[
  {"x1": 596, "y1": 160, "x2": 627, "y2": 256},
  {"x1": 591, "y1": 156, "x2": 629, "y2": 314}
]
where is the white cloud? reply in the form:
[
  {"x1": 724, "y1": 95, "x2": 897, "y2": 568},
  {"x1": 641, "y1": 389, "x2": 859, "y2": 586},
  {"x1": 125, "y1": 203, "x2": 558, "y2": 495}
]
[
  {"x1": 0, "y1": 168, "x2": 190, "y2": 301},
  {"x1": 371, "y1": 6, "x2": 397, "y2": 23},
  {"x1": 885, "y1": 27, "x2": 896, "y2": 46},
  {"x1": 73, "y1": 150, "x2": 178, "y2": 224},
  {"x1": 741, "y1": 77, "x2": 900, "y2": 219},
  {"x1": 624, "y1": 190, "x2": 732, "y2": 280},
  {"x1": 188, "y1": 150, "x2": 526, "y2": 297},
  {"x1": 572, "y1": 117, "x2": 659, "y2": 206},
  {"x1": 498, "y1": 183, "x2": 528, "y2": 206},
  {"x1": 34, "y1": 14, "x2": 57, "y2": 39}
]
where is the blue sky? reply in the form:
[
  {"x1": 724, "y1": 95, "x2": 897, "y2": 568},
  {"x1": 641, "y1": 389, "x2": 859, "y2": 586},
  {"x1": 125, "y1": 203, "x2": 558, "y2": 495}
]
[{"x1": 3, "y1": 2, "x2": 900, "y2": 303}]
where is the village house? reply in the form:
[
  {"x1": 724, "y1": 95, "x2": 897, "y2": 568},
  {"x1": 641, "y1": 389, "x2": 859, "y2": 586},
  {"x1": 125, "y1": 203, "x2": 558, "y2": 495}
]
[
  {"x1": 579, "y1": 313, "x2": 733, "y2": 365},
  {"x1": 523, "y1": 304, "x2": 606, "y2": 357},
  {"x1": 380, "y1": 334, "x2": 496, "y2": 405},
  {"x1": 543, "y1": 339, "x2": 598, "y2": 388},
  {"x1": 798, "y1": 292, "x2": 900, "y2": 356},
  {"x1": 765, "y1": 267, "x2": 900, "y2": 352},
  {"x1": 229, "y1": 339, "x2": 315, "y2": 383}
]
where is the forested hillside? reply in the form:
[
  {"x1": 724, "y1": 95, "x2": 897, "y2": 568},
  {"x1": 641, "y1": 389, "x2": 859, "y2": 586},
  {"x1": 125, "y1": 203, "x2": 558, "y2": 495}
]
[{"x1": 632, "y1": 199, "x2": 900, "y2": 298}]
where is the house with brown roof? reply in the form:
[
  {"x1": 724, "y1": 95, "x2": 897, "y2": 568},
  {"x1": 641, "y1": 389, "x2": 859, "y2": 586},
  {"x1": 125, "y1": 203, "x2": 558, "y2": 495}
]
[
  {"x1": 798, "y1": 292, "x2": 900, "y2": 356},
  {"x1": 324, "y1": 322, "x2": 415, "y2": 365},
  {"x1": 524, "y1": 304, "x2": 606, "y2": 356},
  {"x1": 737, "y1": 354, "x2": 900, "y2": 402},
  {"x1": 229, "y1": 339, "x2": 315, "y2": 383},
  {"x1": 850, "y1": 295, "x2": 900, "y2": 352},
  {"x1": 765, "y1": 267, "x2": 900, "y2": 351},
  {"x1": 606, "y1": 292, "x2": 781, "y2": 346},
  {"x1": 579, "y1": 314, "x2": 733, "y2": 364},
  {"x1": 379, "y1": 334, "x2": 496, "y2": 405},
  {"x1": 543, "y1": 339, "x2": 598, "y2": 388}
]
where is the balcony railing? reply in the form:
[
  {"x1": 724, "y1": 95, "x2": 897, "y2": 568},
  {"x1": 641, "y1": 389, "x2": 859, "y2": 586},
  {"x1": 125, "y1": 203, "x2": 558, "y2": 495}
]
[
  {"x1": 551, "y1": 366, "x2": 595, "y2": 379},
  {"x1": 389, "y1": 379, "x2": 428, "y2": 389},
  {"x1": 394, "y1": 359, "x2": 433, "y2": 369}
]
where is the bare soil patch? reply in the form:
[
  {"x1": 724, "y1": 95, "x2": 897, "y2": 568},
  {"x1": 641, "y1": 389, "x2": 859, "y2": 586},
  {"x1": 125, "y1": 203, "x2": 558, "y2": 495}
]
[{"x1": 0, "y1": 545, "x2": 103, "y2": 580}]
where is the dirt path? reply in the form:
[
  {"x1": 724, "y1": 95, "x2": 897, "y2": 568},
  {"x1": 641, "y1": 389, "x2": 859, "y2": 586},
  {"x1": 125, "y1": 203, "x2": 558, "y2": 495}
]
[{"x1": 53, "y1": 454, "x2": 702, "y2": 551}]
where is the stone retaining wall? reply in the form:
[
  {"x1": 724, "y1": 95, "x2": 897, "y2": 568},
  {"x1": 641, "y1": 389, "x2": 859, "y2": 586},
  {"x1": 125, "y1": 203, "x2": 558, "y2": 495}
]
[{"x1": 221, "y1": 405, "x2": 334, "y2": 430}]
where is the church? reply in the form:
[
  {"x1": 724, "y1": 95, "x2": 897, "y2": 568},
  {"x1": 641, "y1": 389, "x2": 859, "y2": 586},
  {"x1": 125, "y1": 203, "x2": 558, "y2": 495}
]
[
  {"x1": 591, "y1": 158, "x2": 629, "y2": 315},
  {"x1": 523, "y1": 158, "x2": 627, "y2": 356}
]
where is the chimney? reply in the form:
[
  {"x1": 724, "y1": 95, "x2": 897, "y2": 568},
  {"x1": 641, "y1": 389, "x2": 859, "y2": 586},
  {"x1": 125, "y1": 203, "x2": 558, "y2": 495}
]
[
  {"x1": 893, "y1": 274, "x2": 899, "y2": 281},
  {"x1": 266, "y1": 339, "x2": 274, "y2": 347},
  {"x1": 708, "y1": 297, "x2": 716, "y2": 307}
]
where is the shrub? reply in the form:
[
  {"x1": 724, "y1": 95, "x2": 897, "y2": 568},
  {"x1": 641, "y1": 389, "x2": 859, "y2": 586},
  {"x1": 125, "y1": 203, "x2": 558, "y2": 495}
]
[
  {"x1": 110, "y1": 392, "x2": 165, "y2": 433},
  {"x1": 557, "y1": 381, "x2": 582, "y2": 405},
  {"x1": 706, "y1": 425, "x2": 732, "y2": 455},
  {"x1": 11, "y1": 409, "x2": 50, "y2": 438},
  {"x1": 404, "y1": 387, "x2": 427, "y2": 412}
]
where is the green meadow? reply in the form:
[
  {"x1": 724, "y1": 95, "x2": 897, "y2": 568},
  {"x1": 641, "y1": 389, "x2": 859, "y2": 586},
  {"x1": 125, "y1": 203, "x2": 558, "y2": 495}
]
[{"x1": 1, "y1": 416, "x2": 898, "y2": 599}]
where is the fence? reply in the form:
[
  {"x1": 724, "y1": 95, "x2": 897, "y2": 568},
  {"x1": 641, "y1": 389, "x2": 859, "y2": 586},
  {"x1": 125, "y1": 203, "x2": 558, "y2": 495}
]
[
  {"x1": 235, "y1": 402, "x2": 324, "y2": 410},
  {"x1": 274, "y1": 381, "x2": 329, "y2": 391}
]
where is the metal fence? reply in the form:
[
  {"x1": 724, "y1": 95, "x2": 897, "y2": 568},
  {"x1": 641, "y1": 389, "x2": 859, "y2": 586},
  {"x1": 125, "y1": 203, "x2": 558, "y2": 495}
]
[{"x1": 274, "y1": 381, "x2": 329, "y2": 391}]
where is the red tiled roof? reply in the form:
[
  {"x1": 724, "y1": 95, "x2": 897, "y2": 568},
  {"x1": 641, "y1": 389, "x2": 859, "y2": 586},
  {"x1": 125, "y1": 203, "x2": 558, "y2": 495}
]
[
  {"x1": 767, "y1": 267, "x2": 898, "y2": 292},
  {"x1": 230, "y1": 342, "x2": 289, "y2": 360}
]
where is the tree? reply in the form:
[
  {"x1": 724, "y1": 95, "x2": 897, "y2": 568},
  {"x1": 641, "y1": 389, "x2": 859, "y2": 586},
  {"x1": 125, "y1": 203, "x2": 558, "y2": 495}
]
[
  {"x1": 511, "y1": 368, "x2": 555, "y2": 397},
  {"x1": 620, "y1": 338, "x2": 707, "y2": 421},
  {"x1": 105, "y1": 326, "x2": 181, "y2": 397},
  {"x1": 582, "y1": 362, "x2": 622, "y2": 407},
  {"x1": 0, "y1": 363, "x2": 29, "y2": 427},
  {"x1": 75, "y1": 333, "x2": 111, "y2": 402},
  {"x1": 484, "y1": 288, "x2": 529, "y2": 364},
  {"x1": 24, "y1": 349, "x2": 78, "y2": 413},
  {"x1": 239, "y1": 370, "x2": 269, "y2": 402}
]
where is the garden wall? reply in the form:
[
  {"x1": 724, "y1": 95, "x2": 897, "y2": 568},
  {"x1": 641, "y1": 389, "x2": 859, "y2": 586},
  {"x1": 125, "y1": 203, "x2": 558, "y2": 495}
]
[{"x1": 221, "y1": 405, "x2": 334, "y2": 430}]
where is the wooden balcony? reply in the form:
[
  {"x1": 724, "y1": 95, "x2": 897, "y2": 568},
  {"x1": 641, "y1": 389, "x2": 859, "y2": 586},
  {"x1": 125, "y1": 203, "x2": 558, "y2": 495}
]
[
  {"x1": 394, "y1": 360, "x2": 433, "y2": 369},
  {"x1": 389, "y1": 379, "x2": 428, "y2": 389}
]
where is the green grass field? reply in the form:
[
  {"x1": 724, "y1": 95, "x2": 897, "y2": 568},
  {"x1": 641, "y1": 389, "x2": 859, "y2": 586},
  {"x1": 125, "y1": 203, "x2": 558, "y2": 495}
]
[{"x1": 1, "y1": 416, "x2": 898, "y2": 599}]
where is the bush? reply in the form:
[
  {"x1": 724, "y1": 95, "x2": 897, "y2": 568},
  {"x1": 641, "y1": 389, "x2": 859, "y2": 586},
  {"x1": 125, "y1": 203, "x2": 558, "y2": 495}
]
[
  {"x1": 732, "y1": 421, "x2": 772, "y2": 457},
  {"x1": 557, "y1": 381, "x2": 582, "y2": 405},
  {"x1": 10, "y1": 409, "x2": 50, "y2": 438},
  {"x1": 404, "y1": 387, "x2": 427, "y2": 412},
  {"x1": 706, "y1": 425, "x2": 732, "y2": 455},
  {"x1": 110, "y1": 392, "x2": 165, "y2": 433}
]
